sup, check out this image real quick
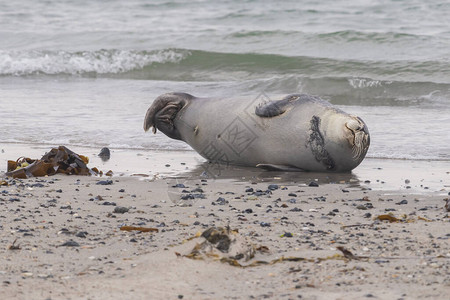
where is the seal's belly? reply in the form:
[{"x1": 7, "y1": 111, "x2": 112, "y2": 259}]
[{"x1": 177, "y1": 102, "x2": 326, "y2": 170}]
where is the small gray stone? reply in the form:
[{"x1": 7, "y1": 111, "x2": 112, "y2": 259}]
[{"x1": 113, "y1": 206, "x2": 129, "y2": 214}]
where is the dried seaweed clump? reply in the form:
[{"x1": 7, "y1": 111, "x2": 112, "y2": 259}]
[{"x1": 6, "y1": 146, "x2": 95, "y2": 179}]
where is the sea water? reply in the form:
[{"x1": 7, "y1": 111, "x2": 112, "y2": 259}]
[{"x1": 1, "y1": 0, "x2": 449, "y2": 161}]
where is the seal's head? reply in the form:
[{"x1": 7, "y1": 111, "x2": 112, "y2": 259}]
[
  {"x1": 317, "y1": 112, "x2": 370, "y2": 171},
  {"x1": 143, "y1": 92, "x2": 192, "y2": 140},
  {"x1": 256, "y1": 94, "x2": 370, "y2": 172}
]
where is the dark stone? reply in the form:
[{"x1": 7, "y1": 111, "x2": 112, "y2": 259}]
[
  {"x1": 98, "y1": 147, "x2": 111, "y2": 161},
  {"x1": 308, "y1": 182, "x2": 319, "y2": 187},
  {"x1": 290, "y1": 207, "x2": 303, "y2": 212},
  {"x1": 60, "y1": 240, "x2": 80, "y2": 247},
  {"x1": 96, "y1": 180, "x2": 113, "y2": 185},
  {"x1": 181, "y1": 194, "x2": 194, "y2": 200},
  {"x1": 31, "y1": 183, "x2": 45, "y2": 188},
  {"x1": 76, "y1": 231, "x2": 88, "y2": 238},
  {"x1": 215, "y1": 197, "x2": 228, "y2": 205},
  {"x1": 113, "y1": 206, "x2": 129, "y2": 214},
  {"x1": 268, "y1": 184, "x2": 279, "y2": 190}
]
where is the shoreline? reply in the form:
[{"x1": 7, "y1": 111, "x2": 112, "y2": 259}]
[
  {"x1": 1, "y1": 142, "x2": 449, "y2": 193},
  {"x1": 1, "y1": 143, "x2": 449, "y2": 299}
]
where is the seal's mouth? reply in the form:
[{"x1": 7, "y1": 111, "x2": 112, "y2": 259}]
[{"x1": 345, "y1": 117, "x2": 370, "y2": 162}]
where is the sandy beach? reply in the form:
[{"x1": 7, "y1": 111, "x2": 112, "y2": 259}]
[{"x1": 0, "y1": 144, "x2": 449, "y2": 300}]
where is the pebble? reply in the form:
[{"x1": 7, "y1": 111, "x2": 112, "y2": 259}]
[
  {"x1": 60, "y1": 240, "x2": 80, "y2": 247},
  {"x1": 113, "y1": 206, "x2": 129, "y2": 214},
  {"x1": 31, "y1": 183, "x2": 45, "y2": 188},
  {"x1": 96, "y1": 180, "x2": 113, "y2": 185},
  {"x1": 98, "y1": 147, "x2": 111, "y2": 161},
  {"x1": 212, "y1": 197, "x2": 228, "y2": 205},
  {"x1": 290, "y1": 207, "x2": 303, "y2": 212},
  {"x1": 308, "y1": 182, "x2": 319, "y2": 187},
  {"x1": 396, "y1": 200, "x2": 408, "y2": 205},
  {"x1": 268, "y1": 184, "x2": 279, "y2": 190},
  {"x1": 76, "y1": 231, "x2": 88, "y2": 238}
]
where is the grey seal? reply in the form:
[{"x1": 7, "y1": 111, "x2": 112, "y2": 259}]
[{"x1": 144, "y1": 92, "x2": 370, "y2": 172}]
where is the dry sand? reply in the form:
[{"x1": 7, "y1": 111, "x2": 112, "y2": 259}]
[{"x1": 0, "y1": 144, "x2": 449, "y2": 300}]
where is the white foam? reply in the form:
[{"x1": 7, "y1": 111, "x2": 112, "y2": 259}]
[
  {"x1": 0, "y1": 49, "x2": 189, "y2": 76},
  {"x1": 348, "y1": 77, "x2": 391, "y2": 89}
]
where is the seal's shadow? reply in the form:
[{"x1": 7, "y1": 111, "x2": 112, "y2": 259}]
[{"x1": 173, "y1": 161, "x2": 362, "y2": 187}]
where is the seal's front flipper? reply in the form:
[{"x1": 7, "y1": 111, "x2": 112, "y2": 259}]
[
  {"x1": 255, "y1": 94, "x2": 300, "y2": 118},
  {"x1": 143, "y1": 92, "x2": 193, "y2": 140},
  {"x1": 256, "y1": 164, "x2": 306, "y2": 172}
]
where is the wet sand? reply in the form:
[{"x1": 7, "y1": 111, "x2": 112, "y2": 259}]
[{"x1": 1, "y1": 144, "x2": 449, "y2": 300}]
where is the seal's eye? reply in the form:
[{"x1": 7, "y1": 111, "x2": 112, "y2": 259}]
[{"x1": 289, "y1": 95, "x2": 299, "y2": 101}]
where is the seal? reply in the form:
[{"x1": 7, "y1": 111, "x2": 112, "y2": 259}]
[{"x1": 144, "y1": 92, "x2": 370, "y2": 172}]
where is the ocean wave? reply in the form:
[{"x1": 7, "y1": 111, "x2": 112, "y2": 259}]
[
  {"x1": 1, "y1": 48, "x2": 449, "y2": 108},
  {"x1": 1, "y1": 48, "x2": 449, "y2": 83},
  {"x1": 0, "y1": 49, "x2": 189, "y2": 76},
  {"x1": 316, "y1": 30, "x2": 429, "y2": 43}
]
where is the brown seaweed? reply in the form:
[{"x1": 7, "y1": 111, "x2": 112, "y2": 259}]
[
  {"x1": 120, "y1": 226, "x2": 159, "y2": 233},
  {"x1": 5, "y1": 146, "x2": 94, "y2": 178}
]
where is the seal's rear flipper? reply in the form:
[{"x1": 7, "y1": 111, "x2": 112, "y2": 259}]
[
  {"x1": 256, "y1": 164, "x2": 306, "y2": 172},
  {"x1": 143, "y1": 92, "x2": 193, "y2": 140}
]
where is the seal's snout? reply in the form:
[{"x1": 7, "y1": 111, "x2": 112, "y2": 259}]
[{"x1": 345, "y1": 117, "x2": 370, "y2": 162}]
